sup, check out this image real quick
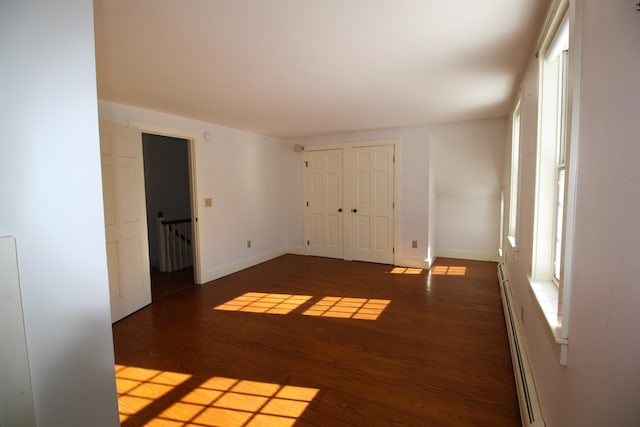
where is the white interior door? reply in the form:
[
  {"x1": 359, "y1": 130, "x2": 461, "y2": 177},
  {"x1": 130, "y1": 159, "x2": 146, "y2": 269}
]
[
  {"x1": 350, "y1": 145, "x2": 395, "y2": 264},
  {"x1": 305, "y1": 149, "x2": 344, "y2": 259},
  {"x1": 100, "y1": 120, "x2": 151, "y2": 322}
]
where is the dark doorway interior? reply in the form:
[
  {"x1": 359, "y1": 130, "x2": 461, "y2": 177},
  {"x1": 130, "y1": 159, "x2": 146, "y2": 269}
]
[{"x1": 142, "y1": 133, "x2": 195, "y2": 300}]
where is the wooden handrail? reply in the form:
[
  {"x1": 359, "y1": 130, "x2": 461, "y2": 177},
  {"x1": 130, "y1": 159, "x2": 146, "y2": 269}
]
[{"x1": 162, "y1": 218, "x2": 191, "y2": 225}]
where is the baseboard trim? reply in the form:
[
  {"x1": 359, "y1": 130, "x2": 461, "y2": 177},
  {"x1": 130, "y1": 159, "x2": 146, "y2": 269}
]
[
  {"x1": 498, "y1": 263, "x2": 546, "y2": 426},
  {"x1": 201, "y1": 249, "x2": 434, "y2": 282},
  {"x1": 202, "y1": 248, "x2": 288, "y2": 283},
  {"x1": 285, "y1": 246, "x2": 307, "y2": 256},
  {"x1": 436, "y1": 249, "x2": 500, "y2": 263}
]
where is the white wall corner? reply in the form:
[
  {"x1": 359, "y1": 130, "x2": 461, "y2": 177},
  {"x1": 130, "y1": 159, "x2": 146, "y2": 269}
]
[
  {"x1": 395, "y1": 257, "x2": 430, "y2": 269},
  {"x1": 286, "y1": 246, "x2": 307, "y2": 256},
  {"x1": 202, "y1": 247, "x2": 288, "y2": 283}
]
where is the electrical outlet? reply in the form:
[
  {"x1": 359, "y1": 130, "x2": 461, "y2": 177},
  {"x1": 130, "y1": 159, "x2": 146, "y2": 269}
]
[
  {"x1": 204, "y1": 198, "x2": 212, "y2": 207},
  {"x1": 411, "y1": 240, "x2": 418, "y2": 248},
  {"x1": 247, "y1": 240, "x2": 251, "y2": 248}
]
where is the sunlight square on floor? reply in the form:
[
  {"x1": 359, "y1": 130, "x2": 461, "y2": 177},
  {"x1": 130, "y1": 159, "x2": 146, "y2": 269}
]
[
  {"x1": 302, "y1": 297, "x2": 391, "y2": 320},
  {"x1": 389, "y1": 267, "x2": 423, "y2": 274},
  {"x1": 115, "y1": 364, "x2": 192, "y2": 423},
  {"x1": 430, "y1": 266, "x2": 467, "y2": 276},
  {"x1": 116, "y1": 365, "x2": 319, "y2": 427},
  {"x1": 164, "y1": 378, "x2": 319, "y2": 426},
  {"x1": 213, "y1": 292, "x2": 312, "y2": 315}
]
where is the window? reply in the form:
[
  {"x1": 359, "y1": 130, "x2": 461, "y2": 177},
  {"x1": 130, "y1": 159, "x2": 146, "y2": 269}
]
[
  {"x1": 534, "y1": 13, "x2": 569, "y2": 286},
  {"x1": 529, "y1": 4, "x2": 571, "y2": 364},
  {"x1": 508, "y1": 101, "x2": 521, "y2": 246}
]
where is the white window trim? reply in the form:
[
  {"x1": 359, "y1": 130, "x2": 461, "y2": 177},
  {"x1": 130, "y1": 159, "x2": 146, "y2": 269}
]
[
  {"x1": 507, "y1": 99, "x2": 521, "y2": 249},
  {"x1": 528, "y1": 0, "x2": 579, "y2": 366}
]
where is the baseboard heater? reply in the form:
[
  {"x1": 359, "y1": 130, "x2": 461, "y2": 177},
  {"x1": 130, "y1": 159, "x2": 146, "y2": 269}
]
[{"x1": 497, "y1": 263, "x2": 545, "y2": 427}]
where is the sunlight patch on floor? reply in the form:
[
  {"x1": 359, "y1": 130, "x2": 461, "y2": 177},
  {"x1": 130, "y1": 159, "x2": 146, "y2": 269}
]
[
  {"x1": 214, "y1": 292, "x2": 312, "y2": 314},
  {"x1": 115, "y1": 364, "x2": 191, "y2": 424},
  {"x1": 116, "y1": 364, "x2": 319, "y2": 426},
  {"x1": 430, "y1": 266, "x2": 467, "y2": 276},
  {"x1": 302, "y1": 297, "x2": 390, "y2": 320},
  {"x1": 389, "y1": 267, "x2": 423, "y2": 275}
]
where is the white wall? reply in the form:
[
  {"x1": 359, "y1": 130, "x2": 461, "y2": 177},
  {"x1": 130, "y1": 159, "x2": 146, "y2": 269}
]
[
  {"x1": 427, "y1": 143, "x2": 437, "y2": 264},
  {"x1": 430, "y1": 118, "x2": 507, "y2": 261},
  {"x1": 287, "y1": 126, "x2": 431, "y2": 268},
  {"x1": 99, "y1": 101, "x2": 289, "y2": 283},
  {"x1": 503, "y1": 1, "x2": 640, "y2": 426},
  {"x1": 0, "y1": 1, "x2": 119, "y2": 426},
  {"x1": 287, "y1": 121, "x2": 507, "y2": 267}
]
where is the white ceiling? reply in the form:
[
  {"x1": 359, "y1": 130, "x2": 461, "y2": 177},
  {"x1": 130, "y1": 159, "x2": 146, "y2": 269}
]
[{"x1": 93, "y1": 0, "x2": 549, "y2": 139}]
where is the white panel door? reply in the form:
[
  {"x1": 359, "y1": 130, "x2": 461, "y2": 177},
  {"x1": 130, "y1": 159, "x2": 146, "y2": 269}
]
[
  {"x1": 351, "y1": 145, "x2": 394, "y2": 264},
  {"x1": 100, "y1": 120, "x2": 151, "y2": 322},
  {"x1": 306, "y1": 149, "x2": 344, "y2": 259}
]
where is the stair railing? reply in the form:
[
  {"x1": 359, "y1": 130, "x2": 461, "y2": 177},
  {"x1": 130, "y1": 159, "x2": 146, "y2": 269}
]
[{"x1": 157, "y1": 211, "x2": 192, "y2": 272}]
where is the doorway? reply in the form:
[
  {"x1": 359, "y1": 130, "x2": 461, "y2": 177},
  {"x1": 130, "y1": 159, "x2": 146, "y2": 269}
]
[{"x1": 142, "y1": 133, "x2": 195, "y2": 300}]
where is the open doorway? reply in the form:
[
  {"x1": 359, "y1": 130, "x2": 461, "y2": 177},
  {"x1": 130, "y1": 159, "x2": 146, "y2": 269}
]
[{"x1": 142, "y1": 133, "x2": 195, "y2": 300}]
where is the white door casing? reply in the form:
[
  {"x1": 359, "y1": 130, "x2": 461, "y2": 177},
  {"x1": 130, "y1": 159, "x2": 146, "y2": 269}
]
[
  {"x1": 100, "y1": 120, "x2": 151, "y2": 322},
  {"x1": 305, "y1": 149, "x2": 344, "y2": 259},
  {"x1": 351, "y1": 145, "x2": 395, "y2": 264},
  {"x1": 127, "y1": 120, "x2": 201, "y2": 284}
]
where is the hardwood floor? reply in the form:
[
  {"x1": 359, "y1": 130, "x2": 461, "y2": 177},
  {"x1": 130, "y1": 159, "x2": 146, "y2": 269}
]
[
  {"x1": 113, "y1": 255, "x2": 520, "y2": 426},
  {"x1": 151, "y1": 267, "x2": 196, "y2": 302}
]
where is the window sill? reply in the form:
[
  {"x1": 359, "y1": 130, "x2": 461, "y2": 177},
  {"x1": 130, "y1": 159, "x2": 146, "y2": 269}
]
[{"x1": 527, "y1": 277, "x2": 569, "y2": 365}]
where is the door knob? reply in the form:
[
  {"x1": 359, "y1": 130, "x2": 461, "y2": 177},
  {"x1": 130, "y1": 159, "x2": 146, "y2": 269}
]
[
  {"x1": 352, "y1": 208, "x2": 357, "y2": 213},
  {"x1": 338, "y1": 208, "x2": 343, "y2": 212}
]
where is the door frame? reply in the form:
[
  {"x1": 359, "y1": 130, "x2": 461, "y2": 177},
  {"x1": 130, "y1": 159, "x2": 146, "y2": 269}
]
[
  {"x1": 129, "y1": 121, "x2": 203, "y2": 284},
  {"x1": 303, "y1": 138, "x2": 401, "y2": 264}
]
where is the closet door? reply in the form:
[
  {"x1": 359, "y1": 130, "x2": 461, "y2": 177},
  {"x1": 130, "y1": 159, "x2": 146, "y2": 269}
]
[
  {"x1": 305, "y1": 149, "x2": 344, "y2": 259},
  {"x1": 350, "y1": 145, "x2": 394, "y2": 264}
]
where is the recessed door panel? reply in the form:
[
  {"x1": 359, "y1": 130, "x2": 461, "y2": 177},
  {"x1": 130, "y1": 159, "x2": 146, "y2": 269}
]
[
  {"x1": 101, "y1": 163, "x2": 116, "y2": 226},
  {"x1": 106, "y1": 242, "x2": 120, "y2": 300}
]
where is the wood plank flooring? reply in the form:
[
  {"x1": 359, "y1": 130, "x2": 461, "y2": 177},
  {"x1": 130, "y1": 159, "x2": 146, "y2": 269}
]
[
  {"x1": 113, "y1": 255, "x2": 520, "y2": 426},
  {"x1": 151, "y1": 267, "x2": 195, "y2": 302}
]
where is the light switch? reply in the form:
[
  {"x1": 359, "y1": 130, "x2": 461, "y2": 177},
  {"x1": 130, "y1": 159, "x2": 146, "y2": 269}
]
[{"x1": 204, "y1": 198, "x2": 212, "y2": 207}]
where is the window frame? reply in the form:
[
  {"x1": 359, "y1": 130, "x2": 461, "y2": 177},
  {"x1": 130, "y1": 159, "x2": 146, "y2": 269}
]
[
  {"x1": 507, "y1": 99, "x2": 521, "y2": 248},
  {"x1": 528, "y1": 0, "x2": 576, "y2": 365}
]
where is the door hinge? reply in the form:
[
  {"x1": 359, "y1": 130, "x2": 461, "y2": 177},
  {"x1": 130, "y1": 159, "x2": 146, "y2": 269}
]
[
  {"x1": 392, "y1": 202, "x2": 395, "y2": 208},
  {"x1": 304, "y1": 161, "x2": 308, "y2": 167},
  {"x1": 393, "y1": 156, "x2": 395, "y2": 163},
  {"x1": 307, "y1": 240, "x2": 310, "y2": 246},
  {"x1": 306, "y1": 201, "x2": 309, "y2": 207},
  {"x1": 392, "y1": 247, "x2": 395, "y2": 254}
]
